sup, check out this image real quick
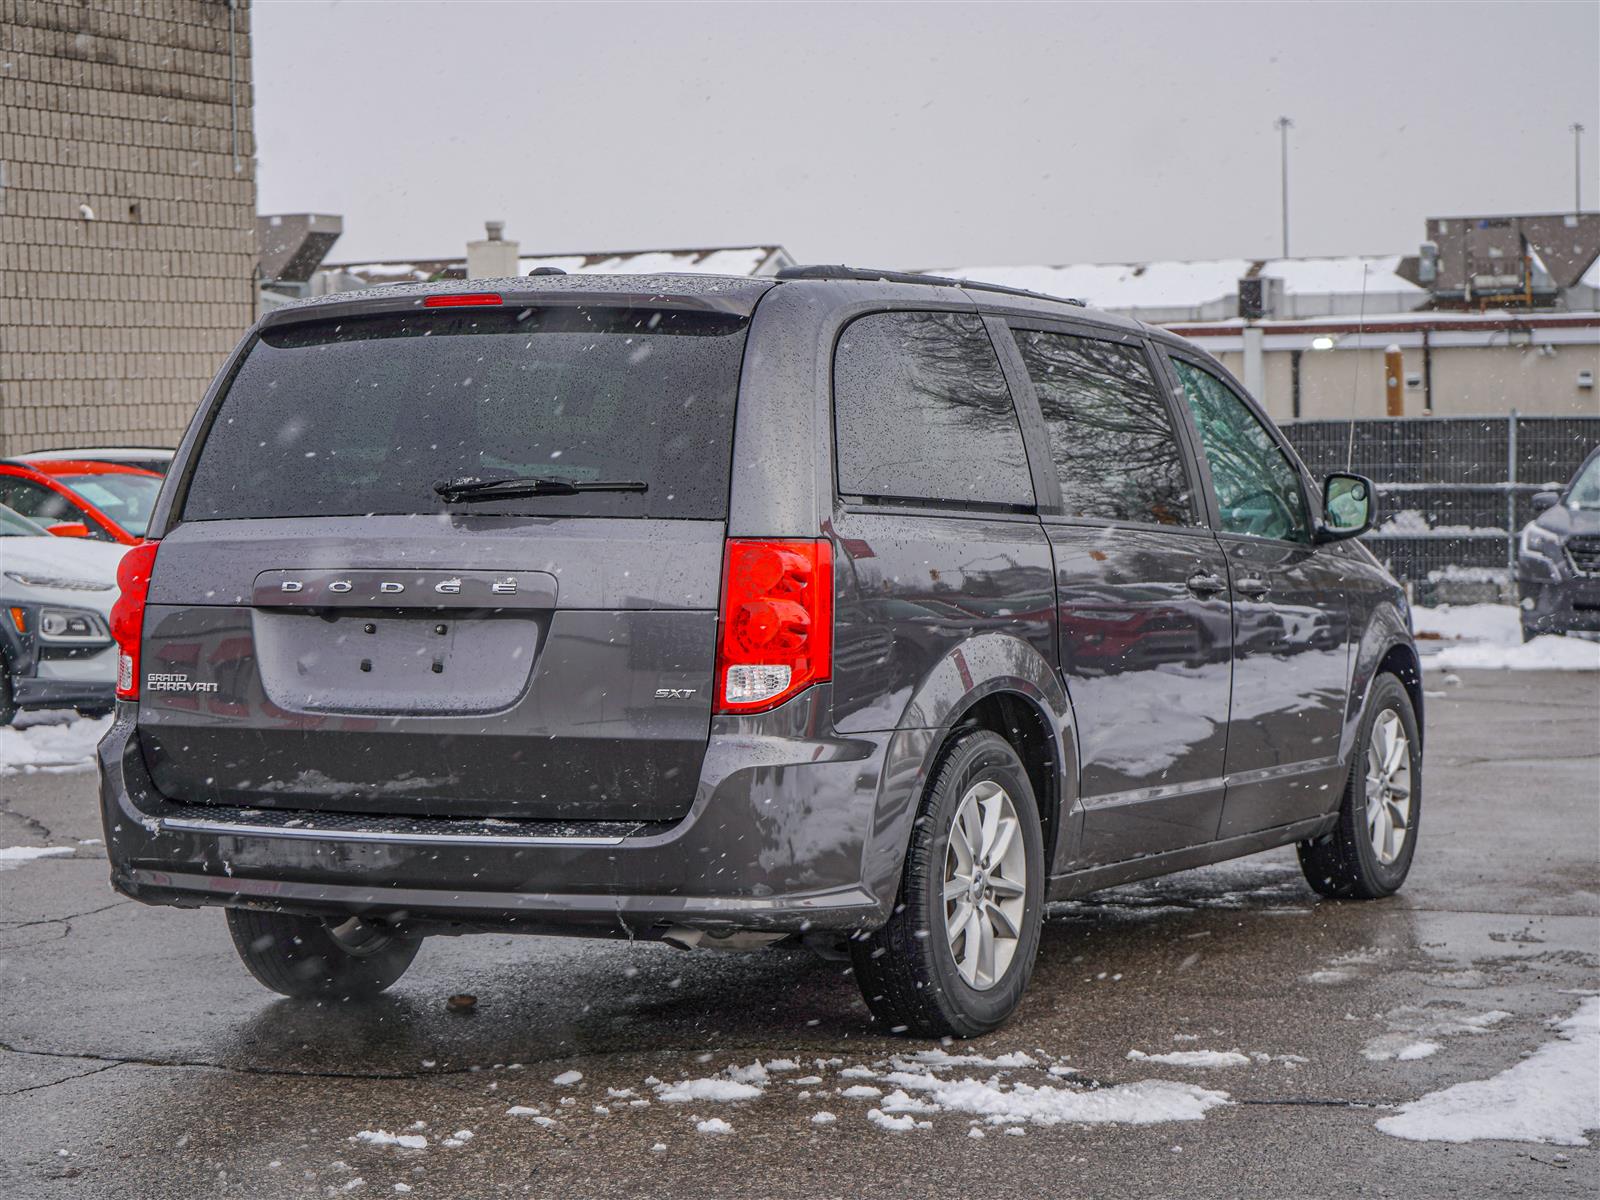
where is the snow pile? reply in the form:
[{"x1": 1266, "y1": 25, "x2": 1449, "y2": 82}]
[
  {"x1": 351, "y1": 1130, "x2": 426, "y2": 1150},
  {"x1": 1126, "y1": 1049, "x2": 1251, "y2": 1068},
  {"x1": 874, "y1": 1070, "x2": 1230, "y2": 1128},
  {"x1": 895, "y1": 1049, "x2": 1038, "y2": 1070},
  {"x1": 1413, "y1": 604, "x2": 1599, "y2": 671},
  {"x1": 499, "y1": 1048, "x2": 1237, "y2": 1140},
  {"x1": 0, "y1": 712, "x2": 111, "y2": 775},
  {"x1": 1379, "y1": 510, "x2": 1432, "y2": 535},
  {"x1": 867, "y1": 1108, "x2": 929, "y2": 1132},
  {"x1": 655, "y1": 1078, "x2": 764, "y2": 1104},
  {"x1": 1377, "y1": 998, "x2": 1600, "y2": 1146},
  {"x1": 0, "y1": 846, "x2": 74, "y2": 870}
]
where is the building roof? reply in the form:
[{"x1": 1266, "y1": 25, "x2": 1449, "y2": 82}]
[
  {"x1": 321, "y1": 244, "x2": 794, "y2": 288},
  {"x1": 926, "y1": 255, "x2": 1425, "y2": 322}
]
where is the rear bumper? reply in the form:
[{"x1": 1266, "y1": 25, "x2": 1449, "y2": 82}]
[
  {"x1": 98, "y1": 688, "x2": 926, "y2": 937},
  {"x1": 1517, "y1": 577, "x2": 1600, "y2": 634}
]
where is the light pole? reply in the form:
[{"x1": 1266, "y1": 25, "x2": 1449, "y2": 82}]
[
  {"x1": 1276, "y1": 116, "x2": 1293, "y2": 258},
  {"x1": 1572, "y1": 123, "x2": 1586, "y2": 212}
]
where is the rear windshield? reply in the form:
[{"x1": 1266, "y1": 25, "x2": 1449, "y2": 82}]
[{"x1": 181, "y1": 306, "x2": 749, "y2": 522}]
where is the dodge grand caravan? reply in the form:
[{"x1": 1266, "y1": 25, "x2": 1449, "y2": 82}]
[{"x1": 99, "y1": 268, "x2": 1422, "y2": 1037}]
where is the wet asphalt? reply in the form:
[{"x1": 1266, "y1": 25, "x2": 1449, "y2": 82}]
[{"x1": 0, "y1": 668, "x2": 1596, "y2": 1199}]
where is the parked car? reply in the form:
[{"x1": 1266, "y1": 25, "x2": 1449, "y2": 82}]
[
  {"x1": 1516, "y1": 445, "x2": 1600, "y2": 641},
  {"x1": 19, "y1": 446, "x2": 176, "y2": 476},
  {"x1": 98, "y1": 270, "x2": 1420, "y2": 1037},
  {"x1": 0, "y1": 503, "x2": 125, "y2": 724},
  {"x1": 0, "y1": 458, "x2": 164, "y2": 544}
]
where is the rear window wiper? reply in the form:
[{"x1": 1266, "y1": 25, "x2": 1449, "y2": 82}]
[{"x1": 433, "y1": 474, "x2": 648, "y2": 502}]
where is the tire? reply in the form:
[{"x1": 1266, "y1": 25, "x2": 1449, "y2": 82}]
[
  {"x1": 0, "y1": 658, "x2": 16, "y2": 727},
  {"x1": 1521, "y1": 622, "x2": 1538, "y2": 644},
  {"x1": 1298, "y1": 673, "x2": 1421, "y2": 899},
  {"x1": 225, "y1": 909, "x2": 421, "y2": 1000},
  {"x1": 851, "y1": 728, "x2": 1046, "y2": 1038}
]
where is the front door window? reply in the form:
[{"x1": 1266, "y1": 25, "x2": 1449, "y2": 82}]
[{"x1": 1172, "y1": 360, "x2": 1309, "y2": 542}]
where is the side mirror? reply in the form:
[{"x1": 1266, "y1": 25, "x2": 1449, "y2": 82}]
[
  {"x1": 1531, "y1": 491, "x2": 1560, "y2": 513},
  {"x1": 46, "y1": 522, "x2": 91, "y2": 538},
  {"x1": 1316, "y1": 472, "x2": 1375, "y2": 542}
]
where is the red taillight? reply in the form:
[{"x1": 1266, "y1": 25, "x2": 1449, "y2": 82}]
[
  {"x1": 423, "y1": 293, "x2": 502, "y2": 308},
  {"x1": 110, "y1": 540, "x2": 159, "y2": 700},
  {"x1": 714, "y1": 538, "x2": 832, "y2": 714}
]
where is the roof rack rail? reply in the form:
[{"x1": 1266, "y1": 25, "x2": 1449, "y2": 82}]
[{"x1": 774, "y1": 264, "x2": 1085, "y2": 307}]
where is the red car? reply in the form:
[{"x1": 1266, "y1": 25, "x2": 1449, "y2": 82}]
[{"x1": 0, "y1": 459, "x2": 164, "y2": 545}]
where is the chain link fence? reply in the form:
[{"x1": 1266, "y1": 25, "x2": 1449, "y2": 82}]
[{"x1": 1280, "y1": 414, "x2": 1600, "y2": 601}]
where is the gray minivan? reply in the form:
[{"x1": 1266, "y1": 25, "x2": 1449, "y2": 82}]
[{"x1": 99, "y1": 268, "x2": 1422, "y2": 1037}]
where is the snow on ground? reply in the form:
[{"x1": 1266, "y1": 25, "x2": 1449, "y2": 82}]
[
  {"x1": 1126, "y1": 1049, "x2": 1252, "y2": 1068},
  {"x1": 874, "y1": 1071, "x2": 1231, "y2": 1128},
  {"x1": 1413, "y1": 604, "x2": 1600, "y2": 671},
  {"x1": 655, "y1": 1078, "x2": 764, "y2": 1104},
  {"x1": 1361, "y1": 1008, "x2": 1509, "y2": 1063},
  {"x1": 1377, "y1": 997, "x2": 1600, "y2": 1146},
  {"x1": 0, "y1": 845, "x2": 74, "y2": 870},
  {"x1": 895, "y1": 1049, "x2": 1038, "y2": 1070},
  {"x1": 351, "y1": 1130, "x2": 426, "y2": 1150},
  {"x1": 496, "y1": 1051, "x2": 1236, "y2": 1140},
  {"x1": 0, "y1": 711, "x2": 111, "y2": 775},
  {"x1": 867, "y1": 1108, "x2": 929, "y2": 1132}
]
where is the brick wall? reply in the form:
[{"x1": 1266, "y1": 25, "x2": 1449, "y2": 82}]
[{"x1": 0, "y1": 0, "x2": 256, "y2": 455}]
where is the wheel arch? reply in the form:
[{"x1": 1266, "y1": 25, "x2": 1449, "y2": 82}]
[
  {"x1": 948, "y1": 689, "x2": 1067, "y2": 875},
  {"x1": 1345, "y1": 601, "x2": 1424, "y2": 765},
  {"x1": 1374, "y1": 640, "x2": 1424, "y2": 748},
  {"x1": 863, "y1": 633, "x2": 1080, "y2": 913}
]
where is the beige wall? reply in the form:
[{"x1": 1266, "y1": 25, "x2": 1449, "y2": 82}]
[
  {"x1": 1426, "y1": 344, "x2": 1600, "y2": 417},
  {"x1": 1215, "y1": 341, "x2": 1600, "y2": 422},
  {"x1": 0, "y1": 0, "x2": 257, "y2": 455}
]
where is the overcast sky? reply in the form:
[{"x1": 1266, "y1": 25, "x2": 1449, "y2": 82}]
[{"x1": 253, "y1": 0, "x2": 1600, "y2": 269}]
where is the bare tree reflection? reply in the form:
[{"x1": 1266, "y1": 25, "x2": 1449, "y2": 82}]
[
  {"x1": 1016, "y1": 331, "x2": 1195, "y2": 526},
  {"x1": 834, "y1": 312, "x2": 1033, "y2": 506}
]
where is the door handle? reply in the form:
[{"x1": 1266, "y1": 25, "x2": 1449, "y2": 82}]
[
  {"x1": 1186, "y1": 572, "x2": 1227, "y2": 597},
  {"x1": 1235, "y1": 577, "x2": 1271, "y2": 600}
]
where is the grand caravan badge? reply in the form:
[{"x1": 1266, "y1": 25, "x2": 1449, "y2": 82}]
[{"x1": 145, "y1": 672, "x2": 219, "y2": 693}]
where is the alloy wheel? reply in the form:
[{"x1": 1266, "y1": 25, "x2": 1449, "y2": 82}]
[
  {"x1": 943, "y1": 780, "x2": 1028, "y2": 990},
  {"x1": 1365, "y1": 709, "x2": 1412, "y2": 865}
]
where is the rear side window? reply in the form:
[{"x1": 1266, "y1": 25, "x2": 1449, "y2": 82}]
[
  {"x1": 181, "y1": 306, "x2": 749, "y2": 522},
  {"x1": 833, "y1": 311, "x2": 1034, "y2": 508},
  {"x1": 0, "y1": 476, "x2": 111, "y2": 539},
  {"x1": 1013, "y1": 330, "x2": 1198, "y2": 526},
  {"x1": 57, "y1": 473, "x2": 160, "y2": 536}
]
